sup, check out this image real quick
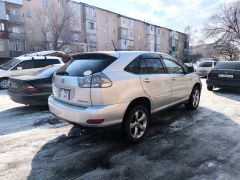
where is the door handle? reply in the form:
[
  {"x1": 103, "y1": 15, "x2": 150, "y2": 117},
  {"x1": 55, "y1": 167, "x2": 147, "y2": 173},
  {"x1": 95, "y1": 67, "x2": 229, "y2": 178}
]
[{"x1": 143, "y1": 78, "x2": 151, "y2": 83}]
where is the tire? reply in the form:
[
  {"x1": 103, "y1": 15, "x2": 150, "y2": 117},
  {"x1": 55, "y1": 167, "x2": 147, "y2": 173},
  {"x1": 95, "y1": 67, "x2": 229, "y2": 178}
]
[
  {"x1": 207, "y1": 85, "x2": 213, "y2": 91},
  {"x1": 122, "y1": 105, "x2": 150, "y2": 143},
  {"x1": 0, "y1": 78, "x2": 9, "y2": 90},
  {"x1": 186, "y1": 86, "x2": 201, "y2": 110}
]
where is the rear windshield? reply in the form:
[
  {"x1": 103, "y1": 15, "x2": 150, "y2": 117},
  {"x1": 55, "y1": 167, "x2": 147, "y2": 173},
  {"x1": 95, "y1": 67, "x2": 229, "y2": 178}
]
[
  {"x1": 214, "y1": 62, "x2": 240, "y2": 70},
  {"x1": 32, "y1": 66, "x2": 61, "y2": 77},
  {"x1": 56, "y1": 54, "x2": 117, "y2": 77},
  {"x1": 198, "y1": 62, "x2": 213, "y2": 67}
]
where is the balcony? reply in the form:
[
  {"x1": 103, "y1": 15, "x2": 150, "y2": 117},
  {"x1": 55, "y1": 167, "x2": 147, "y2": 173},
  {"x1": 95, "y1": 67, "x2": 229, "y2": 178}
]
[
  {"x1": 9, "y1": 32, "x2": 25, "y2": 40},
  {"x1": 7, "y1": 14, "x2": 24, "y2": 24},
  {"x1": 87, "y1": 41, "x2": 97, "y2": 48}
]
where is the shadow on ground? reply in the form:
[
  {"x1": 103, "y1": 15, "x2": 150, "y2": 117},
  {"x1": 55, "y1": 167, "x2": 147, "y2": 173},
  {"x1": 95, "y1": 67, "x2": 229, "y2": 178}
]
[
  {"x1": 213, "y1": 88, "x2": 240, "y2": 102},
  {"x1": 28, "y1": 106, "x2": 240, "y2": 180}
]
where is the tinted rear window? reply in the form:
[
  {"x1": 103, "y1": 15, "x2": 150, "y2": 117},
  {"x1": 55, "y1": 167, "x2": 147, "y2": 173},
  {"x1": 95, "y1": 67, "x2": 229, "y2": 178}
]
[
  {"x1": 198, "y1": 62, "x2": 213, "y2": 67},
  {"x1": 214, "y1": 62, "x2": 240, "y2": 70},
  {"x1": 56, "y1": 54, "x2": 116, "y2": 77}
]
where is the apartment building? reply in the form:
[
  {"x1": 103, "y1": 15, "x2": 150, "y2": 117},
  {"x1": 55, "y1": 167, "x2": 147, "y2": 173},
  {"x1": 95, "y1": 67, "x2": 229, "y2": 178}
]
[{"x1": 0, "y1": 0, "x2": 189, "y2": 59}]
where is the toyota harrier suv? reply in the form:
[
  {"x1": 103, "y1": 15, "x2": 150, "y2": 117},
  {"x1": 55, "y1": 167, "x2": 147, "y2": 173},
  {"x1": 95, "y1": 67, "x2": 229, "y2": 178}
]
[{"x1": 49, "y1": 51, "x2": 201, "y2": 142}]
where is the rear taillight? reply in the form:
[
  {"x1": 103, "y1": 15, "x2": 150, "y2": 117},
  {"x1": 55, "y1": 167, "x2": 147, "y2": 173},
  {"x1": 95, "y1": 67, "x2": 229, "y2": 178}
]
[
  {"x1": 22, "y1": 84, "x2": 38, "y2": 93},
  {"x1": 78, "y1": 73, "x2": 112, "y2": 88}
]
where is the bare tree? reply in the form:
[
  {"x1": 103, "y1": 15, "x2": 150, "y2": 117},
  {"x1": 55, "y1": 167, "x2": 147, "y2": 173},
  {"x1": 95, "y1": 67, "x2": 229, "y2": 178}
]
[
  {"x1": 214, "y1": 39, "x2": 240, "y2": 61},
  {"x1": 205, "y1": 1, "x2": 240, "y2": 44},
  {"x1": 25, "y1": 0, "x2": 74, "y2": 51}
]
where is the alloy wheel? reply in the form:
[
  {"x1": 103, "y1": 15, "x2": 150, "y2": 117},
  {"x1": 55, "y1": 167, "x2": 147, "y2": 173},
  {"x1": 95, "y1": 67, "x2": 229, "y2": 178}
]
[
  {"x1": 130, "y1": 110, "x2": 147, "y2": 139},
  {"x1": 0, "y1": 79, "x2": 9, "y2": 89},
  {"x1": 192, "y1": 89, "x2": 200, "y2": 108}
]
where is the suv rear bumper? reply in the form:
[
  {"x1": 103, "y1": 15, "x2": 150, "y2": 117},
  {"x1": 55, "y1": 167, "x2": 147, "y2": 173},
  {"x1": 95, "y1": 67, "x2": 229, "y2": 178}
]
[{"x1": 48, "y1": 96, "x2": 129, "y2": 127}]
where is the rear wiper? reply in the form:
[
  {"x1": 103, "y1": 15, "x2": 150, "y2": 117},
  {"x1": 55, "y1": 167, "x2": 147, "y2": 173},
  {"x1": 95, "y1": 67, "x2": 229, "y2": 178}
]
[{"x1": 57, "y1": 71, "x2": 69, "y2": 76}]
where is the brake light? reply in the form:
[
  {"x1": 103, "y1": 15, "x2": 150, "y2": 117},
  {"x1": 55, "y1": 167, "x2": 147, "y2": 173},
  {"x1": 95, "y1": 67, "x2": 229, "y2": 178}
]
[
  {"x1": 78, "y1": 73, "x2": 112, "y2": 88},
  {"x1": 86, "y1": 119, "x2": 105, "y2": 124},
  {"x1": 22, "y1": 84, "x2": 38, "y2": 93}
]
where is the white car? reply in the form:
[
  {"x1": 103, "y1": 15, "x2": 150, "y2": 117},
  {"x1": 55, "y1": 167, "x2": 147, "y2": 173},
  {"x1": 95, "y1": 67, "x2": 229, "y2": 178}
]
[
  {"x1": 0, "y1": 56, "x2": 64, "y2": 89},
  {"x1": 49, "y1": 51, "x2": 201, "y2": 142},
  {"x1": 195, "y1": 61, "x2": 217, "y2": 77}
]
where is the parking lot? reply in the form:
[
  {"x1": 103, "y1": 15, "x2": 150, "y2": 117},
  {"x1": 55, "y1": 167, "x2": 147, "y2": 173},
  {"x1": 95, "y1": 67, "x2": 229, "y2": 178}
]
[{"x1": 1, "y1": 79, "x2": 240, "y2": 179}]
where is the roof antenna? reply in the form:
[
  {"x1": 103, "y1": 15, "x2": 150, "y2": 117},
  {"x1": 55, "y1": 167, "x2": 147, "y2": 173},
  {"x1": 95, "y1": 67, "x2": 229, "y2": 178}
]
[{"x1": 111, "y1": 40, "x2": 117, "y2": 51}]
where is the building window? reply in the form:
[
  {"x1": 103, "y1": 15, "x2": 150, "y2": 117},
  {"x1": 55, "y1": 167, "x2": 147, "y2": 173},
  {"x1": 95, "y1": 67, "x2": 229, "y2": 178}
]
[
  {"x1": 10, "y1": 9, "x2": 20, "y2": 16},
  {"x1": 105, "y1": 16, "x2": 108, "y2": 23},
  {"x1": 151, "y1": 26, "x2": 154, "y2": 31},
  {"x1": 123, "y1": 40, "x2": 127, "y2": 46},
  {"x1": 12, "y1": 26, "x2": 21, "y2": 33},
  {"x1": 88, "y1": 22, "x2": 95, "y2": 30},
  {"x1": 26, "y1": 11, "x2": 32, "y2": 17},
  {"x1": 104, "y1": 27, "x2": 108, "y2": 35},
  {"x1": 43, "y1": 16, "x2": 50, "y2": 24},
  {"x1": 86, "y1": 7, "x2": 95, "y2": 17},
  {"x1": 0, "y1": 23, "x2": 5, "y2": 31},
  {"x1": 157, "y1": 28, "x2": 160, "y2": 35},
  {"x1": 122, "y1": 28, "x2": 127, "y2": 35},
  {"x1": 43, "y1": 0, "x2": 49, "y2": 8},
  {"x1": 104, "y1": 40, "x2": 109, "y2": 47},
  {"x1": 11, "y1": 42, "x2": 23, "y2": 51},
  {"x1": 0, "y1": 41, "x2": 4, "y2": 51}
]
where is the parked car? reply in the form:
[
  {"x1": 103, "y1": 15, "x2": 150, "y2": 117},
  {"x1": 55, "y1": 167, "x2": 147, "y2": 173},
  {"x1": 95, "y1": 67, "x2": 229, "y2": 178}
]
[
  {"x1": 48, "y1": 51, "x2": 201, "y2": 142},
  {"x1": 195, "y1": 61, "x2": 217, "y2": 77},
  {"x1": 207, "y1": 61, "x2": 240, "y2": 91},
  {"x1": 0, "y1": 56, "x2": 64, "y2": 89},
  {"x1": 8, "y1": 65, "x2": 62, "y2": 105},
  {"x1": 21, "y1": 51, "x2": 71, "y2": 63}
]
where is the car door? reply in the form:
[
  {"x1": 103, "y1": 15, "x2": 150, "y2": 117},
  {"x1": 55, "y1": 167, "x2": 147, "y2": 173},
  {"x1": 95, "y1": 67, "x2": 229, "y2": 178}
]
[
  {"x1": 139, "y1": 54, "x2": 172, "y2": 111},
  {"x1": 10, "y1": 60, "x2": 35, "y2": 77},
  {"x1": 162, "y1": 58, "x2": 191, "y2": 103}
]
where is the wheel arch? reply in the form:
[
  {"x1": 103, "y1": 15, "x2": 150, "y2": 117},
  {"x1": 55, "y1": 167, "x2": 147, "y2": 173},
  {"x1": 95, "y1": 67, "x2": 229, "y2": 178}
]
[{"x1": 123, "y1": 97, "x2": 151, "y2": 122}]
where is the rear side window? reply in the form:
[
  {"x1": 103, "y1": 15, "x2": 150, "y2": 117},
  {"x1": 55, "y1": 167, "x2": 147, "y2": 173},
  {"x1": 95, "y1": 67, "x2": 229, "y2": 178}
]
[
  {"x1": 124, "y1": 58, "x2": 140, "y2": 74},
  {"x1": 35, "y1": 59, "x2": 60, "y2": 68},
  {"x1": 144, "y1": 58, "x2": 165, "y2": 74},
  {"x1": 57, "y1": 54, "x2": 116, "y2": 77},
  {"x1": 214, "y1": 62, "x2": 240, "y2": 70}
]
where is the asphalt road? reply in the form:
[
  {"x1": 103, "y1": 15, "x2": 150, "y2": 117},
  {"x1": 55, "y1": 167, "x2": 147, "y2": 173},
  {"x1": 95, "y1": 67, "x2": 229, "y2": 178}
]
[{"x1": 1, "y1": 80, "x2": 240, "y2": 180}]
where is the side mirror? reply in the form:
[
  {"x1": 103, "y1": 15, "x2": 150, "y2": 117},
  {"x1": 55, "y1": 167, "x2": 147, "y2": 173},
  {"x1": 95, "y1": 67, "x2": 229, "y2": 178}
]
[
  {"x1": 184, "y1": 63, "x2": 194, "y2": 73},
  {"x1": 17, "y1": 67, "x2": 23, "y2": 71}
]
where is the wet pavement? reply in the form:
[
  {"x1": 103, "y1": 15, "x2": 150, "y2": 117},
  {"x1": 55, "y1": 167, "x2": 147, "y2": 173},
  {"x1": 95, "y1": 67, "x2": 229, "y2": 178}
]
[{"x1": 1, "y1": 80, "x2": 240, "y2": 180}]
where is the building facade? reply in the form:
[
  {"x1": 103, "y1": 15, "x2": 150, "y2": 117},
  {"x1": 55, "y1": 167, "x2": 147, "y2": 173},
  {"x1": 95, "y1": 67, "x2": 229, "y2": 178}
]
[{"x1": 0, "y1": 0, "x2": 189, "y2": 59}]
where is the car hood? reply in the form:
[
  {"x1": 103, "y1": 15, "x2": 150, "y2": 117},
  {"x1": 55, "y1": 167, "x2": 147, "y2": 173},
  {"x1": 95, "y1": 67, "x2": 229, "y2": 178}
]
[{"x1": 0, "y1": 69, "x2": 9, "y2": 77}]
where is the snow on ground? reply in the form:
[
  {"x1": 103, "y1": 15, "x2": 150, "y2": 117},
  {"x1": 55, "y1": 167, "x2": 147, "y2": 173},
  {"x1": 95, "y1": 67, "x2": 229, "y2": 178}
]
[{"x1": 1, "y1": 79, "x2": 240, "y2": 179}]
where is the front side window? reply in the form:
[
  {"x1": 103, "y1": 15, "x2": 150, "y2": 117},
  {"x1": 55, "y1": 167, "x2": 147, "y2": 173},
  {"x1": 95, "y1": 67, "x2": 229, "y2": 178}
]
[
  {"x1": 163, "y1": 59, "x2": 184, "y2": 74},
  {"x1": 198, "y1": 62, "x2": 213, "y2": 67}
]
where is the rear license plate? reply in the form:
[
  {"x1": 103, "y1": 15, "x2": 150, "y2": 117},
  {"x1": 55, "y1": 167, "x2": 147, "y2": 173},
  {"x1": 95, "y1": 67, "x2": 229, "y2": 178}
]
[
  {"x1": 219, "y1": 74, "x2": 233, "y2": 78},
  {"x1": 59, "y1": 88, "x2": 70, "y2": 100},
  {"x1": 10, "y1": 82, "x2": 18, "y2": 89}
]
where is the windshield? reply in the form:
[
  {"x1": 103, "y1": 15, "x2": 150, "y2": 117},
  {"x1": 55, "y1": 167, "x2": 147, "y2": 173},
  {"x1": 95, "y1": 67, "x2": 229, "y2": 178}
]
[
  {"x1": 32, "y1": 66, "x2": 62, "y2": 77},
  {"x1": 57, "y1": 54, "x2": 116, "y2": 77},
  {"x1": 214, "y1": 62, "x2": 240, "y2": 70},
  {"x1": 0, "y1": 58, "x2": 21, "y2": 70},
  {"x1": 198, "y1": 62, "x2": 213, "y2": 67}
]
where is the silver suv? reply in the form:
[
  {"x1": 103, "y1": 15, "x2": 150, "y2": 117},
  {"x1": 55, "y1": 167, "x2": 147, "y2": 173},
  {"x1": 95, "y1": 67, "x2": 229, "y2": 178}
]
[{"x1": 49, "y1": 51, "x2": 201, "y2": 142}]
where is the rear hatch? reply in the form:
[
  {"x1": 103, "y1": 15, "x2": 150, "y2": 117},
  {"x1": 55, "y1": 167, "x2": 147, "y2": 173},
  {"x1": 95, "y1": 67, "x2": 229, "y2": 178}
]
[
  {"x1": 53, "y1": 53, "x2": 117, "y2": 107},
  {"x1": 208, "y1": 62, "x2": 240, "y2": 80}
]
